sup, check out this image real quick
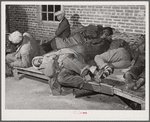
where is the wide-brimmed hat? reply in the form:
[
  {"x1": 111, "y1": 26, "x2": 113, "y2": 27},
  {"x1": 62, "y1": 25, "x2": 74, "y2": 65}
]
[
  {"x1": 54, "y1": 10, "x2": 65, "y2": 16},
  {"x1": 9, "y1": 31, "x2": 23, "y2": 44}
]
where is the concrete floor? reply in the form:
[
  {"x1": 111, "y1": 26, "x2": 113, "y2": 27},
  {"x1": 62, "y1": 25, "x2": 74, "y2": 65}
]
[{"x1": 5, "y1": 75, "x2": 131, "y2": 110}]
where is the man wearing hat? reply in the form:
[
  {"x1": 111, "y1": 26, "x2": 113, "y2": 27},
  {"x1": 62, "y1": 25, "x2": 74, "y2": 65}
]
[
  {"x1": 6, "y1": 31, "x2": 45, "y2": 76},
  {"x1": 41, "y1": 10, "x2": 71, "y2": 51},
  {"x1": 54, "y1": 10, "x2": 70, "y2": 39},
  {"x1": 49, "y1": 10, "x2": 71, "y2": 50}
]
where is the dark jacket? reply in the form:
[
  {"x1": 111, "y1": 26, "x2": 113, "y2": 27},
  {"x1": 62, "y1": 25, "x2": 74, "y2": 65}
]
[{"x1": 55, "y1": 17, "x2": 70, "y2": 39}]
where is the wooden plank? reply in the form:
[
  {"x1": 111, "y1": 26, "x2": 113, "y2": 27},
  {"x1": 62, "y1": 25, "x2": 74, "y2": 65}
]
[
  {"x1": 14, "y1": 66, "x2": 145, "y2": 105},
  {"x1": 14, "y1": 67, "x2": 43, "y2": 74},
  {"x1": 82, "y1": 82, "x2": 114, "y2": 95},
  {"x1": 16, "y1": 69, "x2": 49, "y2": 81}
]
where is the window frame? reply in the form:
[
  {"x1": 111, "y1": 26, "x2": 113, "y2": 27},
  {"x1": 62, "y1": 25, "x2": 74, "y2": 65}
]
[{"x1": 38, "y1": 5, "x2": 63, "y2": 26}]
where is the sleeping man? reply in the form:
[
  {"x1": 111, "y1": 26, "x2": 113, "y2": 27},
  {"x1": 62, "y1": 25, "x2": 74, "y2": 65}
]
[{"x1": 6, "y1": 31, "x2": 45, "y2": 77}]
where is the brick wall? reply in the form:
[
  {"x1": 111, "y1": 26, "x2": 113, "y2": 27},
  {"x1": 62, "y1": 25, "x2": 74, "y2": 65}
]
[{"x1": 7, "y1": 5, "x2": 146, "y2": 41}]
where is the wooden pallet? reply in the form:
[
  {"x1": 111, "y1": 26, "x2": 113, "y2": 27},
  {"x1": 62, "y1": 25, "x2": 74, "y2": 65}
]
[{"x1": 13, "y1": 67, "x2": 145, "y2": 110}]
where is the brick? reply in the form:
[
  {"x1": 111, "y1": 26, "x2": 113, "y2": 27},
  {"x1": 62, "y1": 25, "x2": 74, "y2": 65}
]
[
  {"x1": 97, "y1": 18, "x2": 104, "y2": 20},
  {"x1": 125, "y1": 10, "x2": 133, "y2": 13},
  {"x1": 104, "y1": 6, "x2": 111, "y2": 9},
  {"x1": 113, "y1": 19, "x2": 121, "y2": 22},
  {"x1": 121, "y1": 26, "x2": 129, "y2": 28},
  {"x1": 130, "y1": 26, "x2": 138, "y2": 29},
  {"x1": 95, "y1": 6, "x2": 103, "y2": 9},
  {"x1": 139, "y1": 27, "x2": 145, "y2": 30},
  {"x1": 103, "y1": 15, "x2": 110, "y2": 18},
  {"x1": 112, "y1": 6, "x2": 120, "y2": 9},
  {"x1": 121, "y1": 6, "x2": 129, "y2": 9},
  {"x1": 116, "y1": 10, "x2": 124, "y2": 12},
  {"x1": 128, "y1": 17, "x2": 136, "y2": 19},
  {"x1": 101, "y1": 21, "x2": 109, "y2": 24},
  {"x1": 109, "y1": 22, "x2": 116, "y2": 24},
  {"x1": 122, "y1": 19, "x2": 128, "y2": 22},
  {"x1": 86, "y1": 20, "x2": 93, "y2": 23},
  {"x1": 105, "y1": 18, "x2": 112, "y2": 21},
  {"x1": 125, "y1": 29, "x2": 133, "y2": 32},
  {"x1": 135, "y1": 23, "x2": 145, "y2": 26},
  {"x1": 88, "y1": 6, "x2": 95, "y2": 8},
  {"x1": 110, "y1": 16, "x2": 118, "y2": 18},
  {"x1": 81, "y1": 6, "x2": 87, "y2": 8},
  {"x1": 126, "y1": 23, "x2": 133, "y2": 25},
  {"x1": 130, "y1": 6, "x2": 139, "y2": 10},
  {"x1": 94, "y1": 20, "x2": 101, "y2": 23},
  {"x1": 140, "y1": 6, "x2": 146, "y2": 10},
  {"x1": 104, "y1": 24, "x2": 111, "y2": 27},
  {"x1": 118, "y1": 28, "x2": 124, "y2": 32},
  {"x1": 107, "y1": 9, "x2": 115, "y2": 12},
  {"x1": 134, "y1": 30, "x2": 144, "y2": 33},
  {"x1": 117, "y1": 22, "x2": 125, "y2": 25}
]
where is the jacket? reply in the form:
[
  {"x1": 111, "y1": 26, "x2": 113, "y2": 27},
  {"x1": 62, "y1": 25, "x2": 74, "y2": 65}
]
[{"x1": 55, "y1": 17, "x2": 70, "y2": 39}]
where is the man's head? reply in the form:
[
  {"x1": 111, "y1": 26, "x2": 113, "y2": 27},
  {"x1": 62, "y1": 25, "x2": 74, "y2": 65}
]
[
  {"x1": 55, "y1": 10, "x2": 65, "y2": 21},
  {"x1": 9, "y1": 31, "x2": 23, "y2": 44},
  {"x1": 32, "y1": 56, "x2": 43, "y2": 68}
]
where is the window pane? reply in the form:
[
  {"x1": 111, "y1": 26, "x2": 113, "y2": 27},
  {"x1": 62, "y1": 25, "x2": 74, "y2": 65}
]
[
  {"x1": 42, "y1": 5, "x2": 47, "y2": 11},
  {"x1": 42, "y1": 13, "x2": 47, "y2": 20},
  {"x1": 48, "y1": 13, "x2": 53, "y2": 21},
  {"x1": 55, "y1": 5, "x2": 61, "y2": 12},
  {"x1": 48, "y1": 5, "x2": 53, "y2": 12}
]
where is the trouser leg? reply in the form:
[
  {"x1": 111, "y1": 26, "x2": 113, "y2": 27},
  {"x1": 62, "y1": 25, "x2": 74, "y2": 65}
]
[{"x1": 57, "y1": 68, "x2": 85, "y2": 89}]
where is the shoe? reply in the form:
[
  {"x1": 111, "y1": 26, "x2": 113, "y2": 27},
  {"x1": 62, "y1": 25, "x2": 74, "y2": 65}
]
[
  {"x1": 104, "y1": 65, "x2": 113, "y2": 75},
  {"x1": 94, "y1": 69, "x2": 104, "y2": 83},
  {"x1": 133, "y1": 78, "x2": 145, "y2": 90},
  {"x1": 102, "y1": 70, "x2": 109, "y2": 78}
]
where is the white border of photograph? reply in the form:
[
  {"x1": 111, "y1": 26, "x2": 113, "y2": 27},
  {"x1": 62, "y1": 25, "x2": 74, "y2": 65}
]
[{"x1": 1, "y1": 1, "x2": 149, "y2": 121}]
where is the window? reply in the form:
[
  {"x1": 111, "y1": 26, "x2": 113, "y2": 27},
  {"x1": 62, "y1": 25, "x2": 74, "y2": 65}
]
[{"x1": 41, "y1": 5, "x2": 61, "y2": 22}]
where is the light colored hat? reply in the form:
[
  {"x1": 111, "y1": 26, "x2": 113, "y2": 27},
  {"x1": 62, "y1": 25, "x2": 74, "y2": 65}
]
[
  {"x1": 9, "y1": 31, "x2": 23, "y2": 44},
  {"x1": 54, "y1": 10, "x2": 65, "y2": 16}
]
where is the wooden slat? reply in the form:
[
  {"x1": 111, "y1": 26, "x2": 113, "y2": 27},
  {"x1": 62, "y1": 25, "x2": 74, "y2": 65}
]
[
  {"x1": 14, "y1": 67, "x2": 43, "y2": 74},
  {"x1": 113, "y1": 81, "x2": 145, "y2": 104},
  {"x1": 83, "y1": 82, "x2": 114, "y2": 95}
]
